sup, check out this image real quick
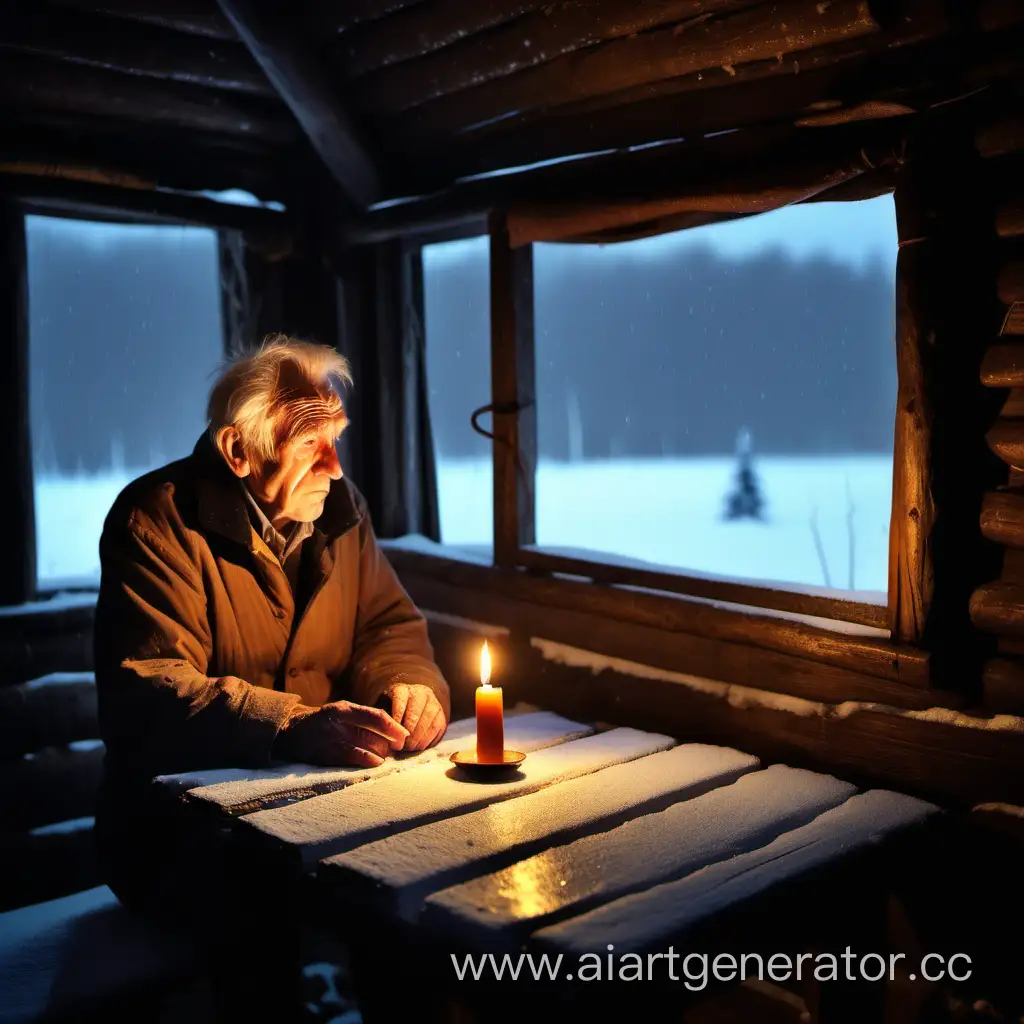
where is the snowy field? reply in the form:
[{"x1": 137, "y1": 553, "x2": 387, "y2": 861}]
[{"x1": 36, "y1": 455, "x2": 891, "y2": 597}]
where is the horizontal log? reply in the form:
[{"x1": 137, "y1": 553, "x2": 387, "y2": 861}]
[
  {"x1": 980, "y1": 490, "x2": 1024, "y2": 548},
  {"x1": 372, "y1": 0, "x2": 880, "y2": 138},
  {"x1": 352, "y1": 0, "x2": 758, "y2": 109},
  {"x1": 0, "y1": 596, "x2": 95, "y2": 684},
  {"x1": 0, "y1": 673, "x2": 97, "y2": 757},
  {"x1": 981, "y1": 342, "x2": 1024, "y2": 386},
  {"x1": 1, "y1": 6, "x2": 273, "y2": 96},
  {"x1": 381, "y1": 543, "x2": 932, "y2": 691},
  {"x1": 0, "y1": 52, "x2": 297, "y2": 145},
  {"x1": 517, "y1": 547, "x2": 887, "y2": 629},
  {"x1": 508, "y1": 635, "x2": 1024, "y2": 808},
  {"x1": 304, "y1": 0, "x2": 424, "y2": 37},
  {"x1": 983, "y1": 657, "x2": 1024, "y2": 714},
  {"x1": 1004, "y1": 303, "x2": 1024, "y2": 336},
  {"x1": 970, "y1": 580, "x2": 1024, "y2": 636},
  {"x1": 1001, "y1": 388, "x2": 1024, "y2": 418},
  {"x1": 0, "y1": 817, "x2": 98, "y2": 913},
  {"x1": 999, "y1": 260, "x2": 1024, "y2": 305},
  {"x1": 2, "y1": 742, "x2": 105, "y2": 830},
  {"x1": 353, "y1": 116, "x2": 906, "y2": 243},
  {"x1": 986, "y1": 418, "x2": 1024, "y2": 467},
  {"x1": 49, "y1": 0, "x2": 236, "y2": 39}
]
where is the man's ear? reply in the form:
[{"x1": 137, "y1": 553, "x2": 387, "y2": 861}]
[{"x1": 214, "y1": 426, "x2": 250, "y2": 478}]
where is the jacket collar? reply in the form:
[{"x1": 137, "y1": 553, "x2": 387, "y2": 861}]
[{"x1": 192, "y1": 433, "x2": 363, "y2": 547}]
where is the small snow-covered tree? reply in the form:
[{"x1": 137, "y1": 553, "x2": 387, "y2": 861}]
[{"x1": 723, "y1": 427, "x2": 766, "y2": 521}]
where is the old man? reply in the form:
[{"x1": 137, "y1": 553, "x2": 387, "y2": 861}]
[{"x1": 93, "y1": 335, "x2": 450, "y2": 919}]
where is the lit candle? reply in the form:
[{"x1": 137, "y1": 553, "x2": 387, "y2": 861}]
[{"x1": 475, "y1": 640, "x2": 504, "y2": 763}]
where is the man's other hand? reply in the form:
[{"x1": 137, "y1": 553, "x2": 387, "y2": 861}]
[
  {"x1": 385, "y1": 682, "x2": 447, "y2": 751},
  {"x1": 275, "y1": 700, "x2": 408, "y2": 767}
]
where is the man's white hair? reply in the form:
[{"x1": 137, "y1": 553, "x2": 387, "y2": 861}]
[{"x1": 207, "y1": 334, "x2": 352, "y2": 462}]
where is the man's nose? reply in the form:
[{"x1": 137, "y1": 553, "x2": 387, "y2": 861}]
[{"x1": 317, "y1": 442, "x2": 343, "y2": 480}]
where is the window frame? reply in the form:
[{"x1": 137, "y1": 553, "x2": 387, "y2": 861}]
[
  {"x1": 10, "y1": 178, "x2": 288, "y2": 600},
  {"x1": 420, "y1": 205, "x2": 905, "y2": 632}
]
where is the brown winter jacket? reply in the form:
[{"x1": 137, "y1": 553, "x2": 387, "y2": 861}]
[{"x1": 94, "y1": 433, "x2": 449, "y2": 795}]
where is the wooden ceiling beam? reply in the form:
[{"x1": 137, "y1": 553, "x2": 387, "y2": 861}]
[
  {"x1": 47, "y1": 0, "x2": 236, "y2": 40},
  {"x1": 358, "y1": 0, "x2": 882, "y2": 137},
  {"x1": 303, "y1": 0, "x2": 427, "y2": 39},
  {"x1": 216, "y1": 0, "x2": 382, "y2": 209},
  {"x1": 0, "y1": 53, "x2": 298, "y2": 145},
  {"x1": 1, "y1": 6, "x2": 274, "y2": 97}
]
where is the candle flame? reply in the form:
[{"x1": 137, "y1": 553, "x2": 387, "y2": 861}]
[{"x1": 480, "y1": 640, "x2": 491, "y2": 687}]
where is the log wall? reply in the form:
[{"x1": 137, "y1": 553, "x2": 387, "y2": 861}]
[{"x1": 971, "y1": 113, "x2": 1024, "y2": 714}]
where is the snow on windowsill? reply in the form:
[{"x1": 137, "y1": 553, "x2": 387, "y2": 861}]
[
  {"x1": 0, "y1": 591, "x2": 98, "y2": 616},
  {"x1": 533, "y1": 638, "x2": 1024, "y2": 734}
]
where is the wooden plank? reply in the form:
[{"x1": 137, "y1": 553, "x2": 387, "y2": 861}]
[
  {"x1": 517, "y1": 548, "x2": 887, "y2": 630},
  {"x1": 162, "y1": 711, "x2": 589, "y2": 815},
  {"x1": 371, "y1": 0, "x2": 879, "y2": 137},
  {"x1": 986, "y1": 418, "x2": 1024, "y2": 468},
  {"x1": 240, "y1": 728, "x2": 674, "y2": 868},
  {"x1": 49, "y1": 0, "x2": 237, "y2": 39},
  {"x1": 982, "y1": 657, "x2": 1024, "y2": 714},
  {"x1": 0, "y1": 6, "x2": 273, "y2": 96},
  {"x1": 0, "y1": 202, "x2": 34, "y2": 607},
  {"x1": 337, "y1": 0, "x2": 546, "y2": 77},
  {"x1": 970, "y1": 580, "x2": 1024, "y2": 637},
  {"x1": 489, "y1": 211, "x2": 536, "y2": 566},
  {"x1": 351, "y1": 0, "x2": 757, "y2": 106},
  {"x1": 0, "y1": 817, "x2": 98, "y2": 912},
  {"x1": 1003, "y1": 303, "x2": 1024, "y2": 336},
  {"x1": 320, "y1": 743, "x2": 760, "y2": 921},
  {"x1": 386, "y1": 0, "x2": 949, "y2": 182},
  {"x1": 977, "y1": 115, "x2": 1024, "y2": 159},
  {"x1": 981, "y1": 489, "x2": 1024, "y2": 547},
  {"x1": 981, "y1": 341, "x2": 1024, "y2": 386},
  {"x1": 420, "y1": 765, "x2": 857, "y2": 951},
  {"x1": 0, "y1": 673, "x2": 97, "y2": 757},
  {"x1": 216, "y1": 0, "x2": 381, "y2": 208},
  {"x1": 0, "y1": 594, "x2": 95, "y2": 683},
  {"x1": 0, "y1": 53, "x2": 297, "y2": 144},
  {"x1": 530, "y1": 790, "x2": 937, "y2": 956},
  {"x1": 305, "y1": 0, "x2": 425, "y2": 37},
  {"x1": 382, "y1": 545, "x2": 932, "y2": 690},
  {"x1": 508, "y1": 639, "x2": 1024, "y2": 807},
  {"x1": 2, "y1": 741, "x2": 104, "y2": 831}
]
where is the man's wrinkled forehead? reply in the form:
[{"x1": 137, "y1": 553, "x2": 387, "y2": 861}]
[{"x1": 273, "y1": 361, "x2": 346, "y2": 443}]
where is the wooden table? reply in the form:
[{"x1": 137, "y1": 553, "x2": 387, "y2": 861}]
[{"x1": 155, "y1": 708, "x2": 940, "y2": 1024}]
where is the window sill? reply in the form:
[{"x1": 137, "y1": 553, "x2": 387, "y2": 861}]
[{"x1": 381, "y1": 535, "x2": 941, "y2": 709}]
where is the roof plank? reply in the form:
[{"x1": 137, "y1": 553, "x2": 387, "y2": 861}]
[
  {"x1": 348, "y1": 0, "x2": 758, "y2": 106},
  {"x1": 0, "y1": 53, "x2": 298, "y2": 145},
  {"x1": 1, "y1": 6, "x2": 274, "y2": 97},
  {"x1": 357, "y1": 0, "x2": 880, "y2": 134},
  {"x1": 48, "y1": 0, "x2": 236, "y2": 40}
]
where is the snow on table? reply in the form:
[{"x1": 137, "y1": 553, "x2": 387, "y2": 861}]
[
  {"x1": 420, "y1": 765, "x2": 857, "y2": 951},
  {"x1": 530, "y1": 790, "x2": 940, "y2": 956},
  {"x1": 155, "y1": 710, "x2": 591, "y2": 814},
  {"x1": 319, "y1": 743, "x2": 760, "y2": 921},
  {"x1": 240, "y1": 727, "x2": 675, "y2": 869}
]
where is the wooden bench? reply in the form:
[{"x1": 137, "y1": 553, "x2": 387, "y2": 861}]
[{"x1": 154, "y1": 709, "x2": 941, "y2": 1023}]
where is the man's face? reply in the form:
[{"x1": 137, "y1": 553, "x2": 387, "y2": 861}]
[{"x1": 247, "y1": 415, "x2": 346, "y2": 526}]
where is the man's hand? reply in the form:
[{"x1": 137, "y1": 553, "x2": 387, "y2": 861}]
[
  {"x1": 385, "y1": 682, "x2": 447, "y2": 752},
  {"x1": 274, "y1": 700, "x2": 409, "y2": 767}
]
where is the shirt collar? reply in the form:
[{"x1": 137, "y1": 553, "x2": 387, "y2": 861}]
[{"x1": 241, "y1": 482, "x2": 314, "y2": 562}]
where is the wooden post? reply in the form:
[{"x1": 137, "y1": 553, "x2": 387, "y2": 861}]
[
  {"x1": 888, "y1": 116, "x2": 1005, "y2": 690},
  {"x1": 489, "y1": 211, "x2": 536, "y2": 567},
  {"x1": 0, "y1": 202, "x2": 35, "y2": 605}
]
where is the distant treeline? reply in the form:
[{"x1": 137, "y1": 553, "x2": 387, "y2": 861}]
[{"x1": 424, "y1": 240, "x2": 897, "y2": 461}]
